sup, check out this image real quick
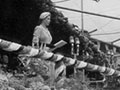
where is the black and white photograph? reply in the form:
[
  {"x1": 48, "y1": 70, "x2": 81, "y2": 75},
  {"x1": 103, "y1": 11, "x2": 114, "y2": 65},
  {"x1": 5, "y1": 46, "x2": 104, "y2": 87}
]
[{"x1": 0, "y1": 0, "x2": 120, "y2": 90}]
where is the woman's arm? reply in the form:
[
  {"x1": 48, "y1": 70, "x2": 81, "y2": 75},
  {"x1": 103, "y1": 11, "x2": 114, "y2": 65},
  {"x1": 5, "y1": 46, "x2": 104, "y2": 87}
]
[{"x1": 32, "y1": 27, "x2": 41, "y2": 49}]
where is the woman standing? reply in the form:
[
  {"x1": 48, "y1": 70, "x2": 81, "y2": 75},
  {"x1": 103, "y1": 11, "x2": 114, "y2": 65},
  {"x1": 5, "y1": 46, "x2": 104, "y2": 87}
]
[
  {"x1": 32, "y1": 12, "x2": 65, "y2": 87},
  {"x1": 32, "y1": 12, "x2": 52, "y2": 50},
  {"x1": 32, "y1": 12, "x2": 55, "y2": 85}
]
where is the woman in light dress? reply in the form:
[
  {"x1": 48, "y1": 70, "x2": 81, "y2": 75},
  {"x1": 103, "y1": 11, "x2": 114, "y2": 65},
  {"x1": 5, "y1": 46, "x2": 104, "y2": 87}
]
[
  {"x1": 32, "y1": 12, "x2": 55, "y2": 84},
  {"x1": 32, "y1": 12, "x2": 52, "y2": 50}
]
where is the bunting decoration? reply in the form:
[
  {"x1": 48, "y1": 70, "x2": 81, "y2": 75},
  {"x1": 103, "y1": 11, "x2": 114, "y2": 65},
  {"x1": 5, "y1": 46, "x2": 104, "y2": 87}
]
[{"x1": 0, "y1": 39, "x2": 120, "y2": 77}]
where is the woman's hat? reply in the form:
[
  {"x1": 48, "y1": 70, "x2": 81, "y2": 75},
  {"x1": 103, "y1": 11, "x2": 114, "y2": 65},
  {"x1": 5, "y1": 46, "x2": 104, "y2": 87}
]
[{"x1": 39, "y1": 12, "x2": 51, "y2": 20}]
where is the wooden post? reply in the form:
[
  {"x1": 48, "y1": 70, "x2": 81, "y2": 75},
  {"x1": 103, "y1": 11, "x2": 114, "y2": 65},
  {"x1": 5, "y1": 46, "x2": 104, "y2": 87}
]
[
  {"x1": 105, "y1": 44, "x2": 109, "y2": 51},
  {"x1": 97, "y1": 41, "x2": 101, "y2": 51},
  {"x1": 49, "y1": 62, "x2": 55, "y2": 88}
]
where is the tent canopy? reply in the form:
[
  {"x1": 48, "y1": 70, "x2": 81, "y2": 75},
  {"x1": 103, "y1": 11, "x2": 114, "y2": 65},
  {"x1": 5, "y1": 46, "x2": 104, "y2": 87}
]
[{"x1": 52, "y1": 0, "x2": 120, "y2": 46}]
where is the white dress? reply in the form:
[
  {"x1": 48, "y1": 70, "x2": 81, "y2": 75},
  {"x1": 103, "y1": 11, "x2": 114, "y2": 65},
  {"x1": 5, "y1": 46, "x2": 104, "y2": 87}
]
[
  {"x1": 32, "y1": 25, "x2": 53, "y2": 78},
  {"x1": 32, "y1": 25, "x2": 52, "y2": 50}
]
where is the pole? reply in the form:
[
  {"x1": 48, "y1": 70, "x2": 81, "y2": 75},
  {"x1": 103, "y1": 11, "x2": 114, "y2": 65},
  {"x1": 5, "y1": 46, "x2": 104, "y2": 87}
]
[
  {"x1": 81, "y1": 0, "x2": 85, "y2": 82},
  {"x1": 81, "y1": 0, "x2": 84, "y2": 35}
]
